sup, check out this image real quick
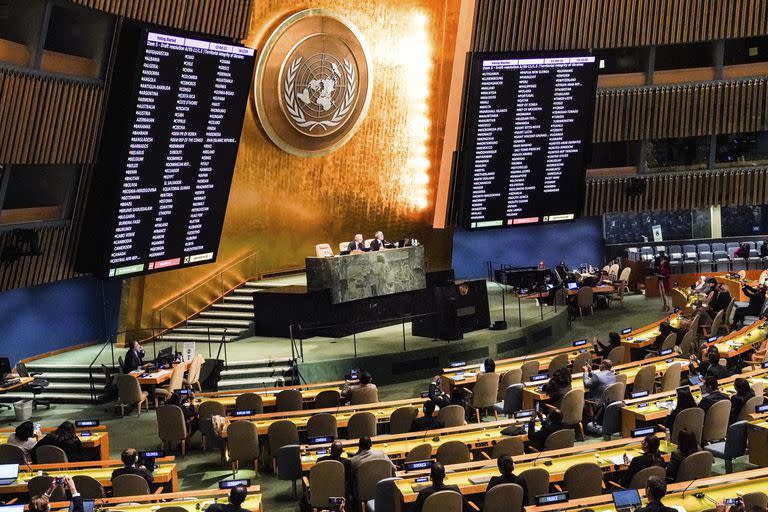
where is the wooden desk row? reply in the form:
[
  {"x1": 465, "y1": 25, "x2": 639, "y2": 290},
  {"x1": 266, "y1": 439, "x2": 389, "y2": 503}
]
[
  {"x1": 441, "y1": 346, "x2": 597, "y2": 389},
  {"x1": 298, "y1": 419, "x2": 531, "y2": 471},
  {"x1": 521, "y1": 355, "x2": 693, "y2": 409},
  {"x1": 394, "y1": 434, "x2": 674, "y2": 503},
  {"x1": 0, "y1": 458, "x2": 178, "y2": 495},
  {"x1": 49, "y1": 488, "x2": 262, "y2": 512},
  {"x1": 620, "y1": 368, "x2": 768, "y2": 437},
  {"x1": 0, "y1": 425, "x2": 110, "y2": 461},
  {"x1": 526, "y1": 466, "x2": 768, "y2": 512},
  {"x1": 620, "y1": 312, "x2": 687, "y2": 361},
  {"x1": 128, "y1": 360, "x2": 190, "y2": 386},
  {"x1": 196, "y1": 380, "x2": 347, "y2": 409},
  {"x1": 707, "y1": 318, "x2": 767, "y2": 359}
]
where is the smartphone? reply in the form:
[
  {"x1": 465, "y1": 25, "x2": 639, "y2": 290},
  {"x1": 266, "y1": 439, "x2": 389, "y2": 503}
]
[
  {"x1": 725, "y1": 499, "x2": 740, "y2": 506},
  {"x1": 328, "y1": 497, "x2": 344, "y2": 505}
]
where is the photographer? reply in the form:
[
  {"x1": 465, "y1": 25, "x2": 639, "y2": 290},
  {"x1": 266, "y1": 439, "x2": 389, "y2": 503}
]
[{"x1": 29, "y1": 476, "x2": 83, "y2": 512}]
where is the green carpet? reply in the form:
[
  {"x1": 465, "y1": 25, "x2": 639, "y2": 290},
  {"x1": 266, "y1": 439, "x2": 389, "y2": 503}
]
[{"x1": 2, "y1": 293, "x2": 750, "y2": 512}]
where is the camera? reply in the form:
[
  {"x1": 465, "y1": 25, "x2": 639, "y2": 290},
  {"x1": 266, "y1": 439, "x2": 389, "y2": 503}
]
[{"x1": 55, "y1": 476, "x2": 65, "y2": 486}]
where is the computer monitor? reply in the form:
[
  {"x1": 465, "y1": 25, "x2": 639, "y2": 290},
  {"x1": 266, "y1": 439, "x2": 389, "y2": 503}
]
[
  {"x1": 612, "y1": 489, "x2": 642, "y2": 511},
  {"x1": 156, "y1": 347, "x2": 173, "y2": 365},
  {"x1": 567, "y1": 282, "x2": 579, "y2": 290},
  {"x1": 0, "y1": 464, "x2": 19, "y2": 485},
  {"x1": 689, "y1": 374, "x2": 703, "y2": 386}
]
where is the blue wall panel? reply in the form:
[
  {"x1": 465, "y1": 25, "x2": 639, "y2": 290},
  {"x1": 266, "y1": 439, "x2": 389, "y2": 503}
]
[
  {"x1": 0, "y1": 277, "x2": 121, "y2": 364},
  {"x1": 452, "y1": 217, "x2": 605, "y2": 279}
]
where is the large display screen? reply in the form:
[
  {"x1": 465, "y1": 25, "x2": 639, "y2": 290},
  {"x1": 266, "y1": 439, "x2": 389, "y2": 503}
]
[
  {"x1": 458, "y1": 52, "x2": 598, "y2": 230},
  {"x1": 77, "y1": 23, "x2": 255, "y2": 278}
]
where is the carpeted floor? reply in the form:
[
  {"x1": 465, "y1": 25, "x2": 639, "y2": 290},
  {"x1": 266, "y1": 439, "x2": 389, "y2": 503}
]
[{"x1": 1, "y1": 293, "x2": 751, "y2": 512}]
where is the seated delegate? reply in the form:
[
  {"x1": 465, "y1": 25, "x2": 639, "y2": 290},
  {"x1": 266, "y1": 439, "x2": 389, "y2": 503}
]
[
  {"x1": 31, "y1": 421, "x2": 83, "y2": 463},
  {"x1": 347, "y1": 234, "x2": 366, "y2": 252},
  {"x1": 111, "y1": 448, "x2": 154, "y2": 484}
]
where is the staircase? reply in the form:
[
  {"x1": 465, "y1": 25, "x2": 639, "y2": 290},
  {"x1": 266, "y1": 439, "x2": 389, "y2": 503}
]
[
  {"x1": 217, "y1": 357, "x2": 298, "y2": 390},
  {"x1": 160, "y1": 281, "x2": 283, "y2": 346},
  {"x1": 0, "y1": 363, "x2": 113, "y2": 405}
]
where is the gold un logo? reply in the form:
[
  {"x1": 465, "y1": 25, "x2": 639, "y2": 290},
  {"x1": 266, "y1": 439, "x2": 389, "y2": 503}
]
[{"x1": 254, "y1": 9, "x2": 373, "y2": 157}]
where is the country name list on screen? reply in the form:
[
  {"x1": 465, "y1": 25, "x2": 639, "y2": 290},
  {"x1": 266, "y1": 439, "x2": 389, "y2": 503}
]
[{"x1": 464, "y1": 55, "x2": 597, "y2": 230}]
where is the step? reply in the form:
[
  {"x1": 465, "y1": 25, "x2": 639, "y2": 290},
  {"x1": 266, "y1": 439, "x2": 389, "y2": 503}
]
[
  {"x1": 198, "y1": 311, "x2": 254, "y2": 320},
  {"x1": 244, "y1": 282, "x2": 289, "y2": 288},
  {"x1": 221, "y1": 295, "x2": 255, "y2": 303},
  {"x1": 25, "y1": 372, "x2": 106, "y2": 382},
  {"x1": 217, "y1": 376, "x2": 290, "y2": 390},
  {"x1": 173, "y1": 327, "x2": 233, "y2": 335},
  {"x1": 211, "y1": 303, "x2": 254, "y2": 311},
  {"x1": 222, "y1": 358, "x2": 295, "y2": 369},
  {"x1": 161, "y1": 333, "x2": 239, "y2": 342},
  {"x1": 220, "y1": 366, "x2": 294, "y2": 378},
  {"x1": 45, "y1": 382, "x2": 98, "y2": 391},
  {"x1": 25, "y1": 364, "x2": 112, "y2": 374},
  {"x1": 187, "y1": 318, "x2": 251, "y2": 328},
  {"x1": 0, "y1": 391, "x2": 98, "y2": 404}
]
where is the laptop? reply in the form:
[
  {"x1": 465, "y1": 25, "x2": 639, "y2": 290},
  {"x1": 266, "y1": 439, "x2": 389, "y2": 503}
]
[
  {"x1": 689, "y1": 374, "x2": 703, "y2": 386},
  {"x1": 567, "y1": 282, "x2": 579, "y2": 290},
  {"x1": 612, "y1": 489, "x2": 642, "y2": 512},
  {"x1": 0, "y1": 464, "x2": 19, "y2": 485}
]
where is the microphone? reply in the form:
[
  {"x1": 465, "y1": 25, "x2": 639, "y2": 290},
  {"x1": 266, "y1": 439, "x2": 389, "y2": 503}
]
[
  {"x1": 531, "y1": 444, "x2": 546, "y2": 467},
  {"x1": 681, "y1": 478, "x2": 698, "y2": 499}
]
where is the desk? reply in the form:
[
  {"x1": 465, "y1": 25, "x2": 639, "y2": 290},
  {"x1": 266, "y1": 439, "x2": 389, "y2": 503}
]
[
  {"x1": 221, "y1": 397, "x2": 427, "y2": 436},
  {"x1": 395, "y1": 435, "x2": 674, "y2": 503},
  {"x1": 708, "y1": 318, "x2": 767, "y2": 358},
  {"x1": 747, "y1": 416, "x2": 768, "y2": 466},
  {"x1": 620, "y1": 312, "x2": 688, "y2": 362},
  {"x1": 441, "y1": 347, "x2": 596, "y2": 389},
  {"x1": 129, "y1": 361, "x2": 189, "y2": 386},
  {"x1": 619, "y1": 369, "x2": 768, "y2": 436},
  {"x1": 49, "y1": 488, "x2": 262, "y2": 512},
  {"x1": 0, "y1": 459, "x2": 178, "y2": 495},
  {"x1": 525, "y1": 466, "x2": 768, "y2": 512},
  {"x1": 298, "y1": 419, "x2": 528, "y2": 471},
  {"x1": 521, "y1": 355, "x2": 692, "y2": 409},
  {"x1": 0, "y1": 425, "x2": 110, "y2": 460},
  {"x1": 195, "y1": 381, "x2": 346, "y2": 409},
  {"x1": 306, "y1": 246, "x2": 426, "y2": 304}
]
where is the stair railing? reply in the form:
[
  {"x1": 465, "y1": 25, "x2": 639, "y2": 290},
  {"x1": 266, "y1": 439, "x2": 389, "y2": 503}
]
[{"x1": 152, "y1": 251, "x2": 262, "y2": 339}]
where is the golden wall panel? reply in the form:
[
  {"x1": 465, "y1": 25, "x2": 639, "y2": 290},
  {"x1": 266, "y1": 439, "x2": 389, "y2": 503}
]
[{"x1": 127, "y1": 0, "x2": 460, "y2": 330}]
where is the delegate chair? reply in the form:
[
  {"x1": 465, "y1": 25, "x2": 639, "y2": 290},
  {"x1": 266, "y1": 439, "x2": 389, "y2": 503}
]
[
  {"x1": 347, "y1": 411, "x2": 377, "y2": 439},
  {"x1": 659, "y1": 363, "x2": 682, "y2": 392},
  {"x1": 309, "y1": 459, "x2": 346, "y2": 510},
  {"x1": 632, "y1": 365, "x2": 657, "y2": 395},
  {"x1": 365, "y1": 477, "x2": 401, "y2": 512},
  {"x1": 559, "y1": 388, "x2": 585, "y2": 438},
  {"x1": 349, "y1": 386, "x2": 379, "y2": 405},
  {"x1": 492, "y1": 436, "x2": 524, "y2": 458},
  {"x1": 606, "y1": 346, "x2": 626, "y2": 365},
  {"x1": 671, "y1": 408, "x2": 705, "y2": 445},
  {"x1": 563, "y1": 462, "x2": 603, "y2": 498},
  {"x1": 306, "y1": 413, "x2": 338, "y2": 439},
  {"x1": 72, "y1": 475, "x2": 105, "y2": 499},
  {"x1": 0, "y1": 444, "x2": 26, "y2": 464},
  {"x1": 227, "y1": 420, "x2": 260, "y2": 477},
  {"x1": 498, "y1": 369, "x2": 522, "y2": 401},
  {"x1": 153, "y1": 363, "x2": 186, "y2": 408},
  {"x1": 705, "y1": 421, "x2": 748, "y2": 473},
  {"x1": 389, "y1": 406, "x2": 418, "y2": 435},
  {"x1": 276, "y1": 445, "x2": 302, "y2": 497},
  {"x1": 436, "y1": 440, "x2": 470, "y2": 465},
  {"x1": 267, "y1": 420, "x2": 299, "y2": 471},
  {"x1": 743, "y1": 493, "x2": 768, "y2": 511},
  {"x1": 484, "y1": 483, "x2": 525, "y2": 512},
  {"x1": 547, "y1": 353, "x2": 569, "y2": 377},
  {"x1": 36, "y1": 445, "x2": 67, "y2": 463},
  {"x1": 627, "y1": 466, "x2": 666, "y2": 490},
  {"x1": 235, "y1": 392, "x2": 264, "y2": 413},
  {"x1": 275, "y1": 389, "x2": 303, "y2": 412},
  {"x1": 315, "y1": 244, "x2": 334, "y2": 257},
  {"x1": 28, "y1": 476, "x2": 66, "y2": 501},
  {"x1": 519, "y1": 468, "x2": 550, "y2": 505},
  {"x1": 198, "y1": 400, "x2": 226, "y2": 451},
  {"x1": 571, "y1": 351, "x2": 592, "y2": 375},
  {"x1": 545, "y1": 429, "x2": 575, "y2": 450},
  {"x1": 422, "y1": 490, "x2": 463, "y2": 512},
  {"x1": 183, "y1": 354, "x2": 204, "y2": 391},
  {"x1": 404, "y1": 443, "x2": 432, "y2": 463},
  {"x1": 520, "y1": 361, "x2": 540, "y2": 383},
  {"x1": 576, "y1": 287, "x2": 594, "y2": 316},
  {"x1": 157, "y1": 404, "x2": 189, "y2": 455},
  {"x1": 112, "y1": 474, "x2": 150, "y2": 497},
  {"x1": 437, "y1": 404, "x2": 466, "y2": 427},
  {"x1": 355, "y1": 460, "x2": 396, "y2": 510},
  {"x1": 495, "y1": 383, "x2": 524, "y2": 417},
  {"x1": 702, "y1": 399, "x2": 731, "y2": 444},
  {"x1": 586, "y1": 400, "x2": 623, "y2": 441},
  {"x1": 675, "y1": 451, "x2": 714, "y2": 481},
  {"x1": 471, "y1": 372, "x2": 500, "y2": 422},
  {"x1": 116, "y1": 374, "x2": 148, "y2": 417},
  {"x1": 314, "y1": 390, "x2": 341, "y2": 409},
  {"x1": 738, "y1": 396, "x2": 764, "y2": 421}
]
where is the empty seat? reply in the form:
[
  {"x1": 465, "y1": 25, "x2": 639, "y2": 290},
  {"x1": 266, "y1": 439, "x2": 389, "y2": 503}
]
[
  {"x1": 748, "y1": 249, "x2": 762, "y2": 270},
  {"x1": 668, "y1": 245, "x2": 683, "y2": 260},
  {"x1": 640, "y1": 247, "x2": 654, "y2": 261},
  {"x1": 698, "y1": 251, "x2": 714, "y2": 271},
  {"x1": 696, "y1": 243, "x2": 711, "y2": 254},
  {"x1": 683, "y1": 244, "x2": 698, "y2": 259}
]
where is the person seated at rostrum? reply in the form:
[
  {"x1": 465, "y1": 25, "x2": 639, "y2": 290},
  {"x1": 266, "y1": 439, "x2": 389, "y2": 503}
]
[
  {"x1": 485, "y1": 454, "x2": 528, "y2": 504},
  {"x1": 526, "y1": 408, "x2": 566, "y2": 451},
  {"x1": 347, "y1": 234, "x2": 366, "y2": 252},
  {"x1": 123, "y1": 340, "x2": 145, "y2": 373},
  {"x1": 369, "y1": 231, "x2": 390, "y2": 251},
  {"x1": 411, "y1": 401, "x2": 444, "y2": 432},
  {"x1": 206, "y1": 485, "x2": 252, "y2": 512},
  {"x1": 32, "y1": 421, "x2": 83, "y2": 463},
  {"x1": 111, "y1": 448, "x2": 154, "y2": 484},
  {"x1": 412, "y1": 462, "x2": 472, "y2": 512}
]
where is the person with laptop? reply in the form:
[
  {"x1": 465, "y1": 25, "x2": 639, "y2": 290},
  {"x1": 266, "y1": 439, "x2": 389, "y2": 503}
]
[
  {"x1": 7, "y1": 421, "x2": 38, "y2": 463},
  {"x1": 637, "y1": 476, "x2": 677, "y2": 512},
  {"x1": 412, "y1": 462, "x2": 471, "y2": 512},
  {"x1": 29, "y1": 475, "x2": 83, "y2": 512},
  {"x1": 31, "y1": 421, "x2": 83, "y2": 463},
  {"x1": 206, "y1": 484, "x2": 251, "y2": 512},
  {"x1": 486, "y1": 455, "x2": 528, "y2": 504},
  {"x1": 111, "y1": 448, "x2": 154, "y2": 484}
]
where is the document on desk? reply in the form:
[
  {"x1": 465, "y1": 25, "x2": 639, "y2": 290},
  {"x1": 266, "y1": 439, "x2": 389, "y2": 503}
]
[{"x1": 609, "y1": 454, "x2": 634, "y2": 466}]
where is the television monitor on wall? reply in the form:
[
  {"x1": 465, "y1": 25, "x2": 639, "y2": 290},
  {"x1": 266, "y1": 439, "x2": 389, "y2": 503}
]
[
  {"x1": 76, "y1": 22, "x2": 256, "y2": 278},
  {"x1": 456, "y1": 51, "x2": 598, "y2": 230}
]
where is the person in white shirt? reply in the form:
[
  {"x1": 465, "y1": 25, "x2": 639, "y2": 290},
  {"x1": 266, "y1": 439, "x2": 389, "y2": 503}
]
[{"x1": 7, "y1": 421, "x2": 37, "y2": 463}]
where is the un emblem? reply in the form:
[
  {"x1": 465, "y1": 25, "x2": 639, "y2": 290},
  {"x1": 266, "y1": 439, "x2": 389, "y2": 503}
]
[{"x1": 254, "y1": 9, "x2": 373, "y2": 157}]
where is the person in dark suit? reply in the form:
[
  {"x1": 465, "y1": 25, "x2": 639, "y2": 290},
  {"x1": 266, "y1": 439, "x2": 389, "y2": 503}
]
[
  {"x1": 691, "y1": 347, "x2": 723, "y2": 378},
  {"x1": 486, "y1": 455, "x2": 528, "y2": 504},
  {"x1": 411, "y1": 401, "x2": 444, "y2": 432},
  {"x1": 704, "y1": 353, "x2": 732, "y2": 380},
  {"x1": 698, "y1": 376, "x2": 729, "y2": 414},
  {"x1": 369, "y1": 231, "x2": 389, "y2": 251},
  {"x1": 664, "y1": 386, "x2": 698, "y2": 429},
  {"x1": 620, "y1": 435, "x2": 663, "y2": 487},
  {"x1": 347, "y1": 234, "x2": 366, "y2": 252},
  {"x1": 665, "y1": 429, "x2": 700, "y2": 482},
  {"x1": 711, "y1": 284, "x2": 732, "y2": 314},
  {"x1": 733, "y1": 282, "x2": 767, "y2": 327},
  {"x1": 526, "y1": 408, "x2": 566, "y2": 451},
  {"x1": 32, "y1": 421, "x2": 83, "y2": 463},
  {"x1": 637, "y1": 477, "x2": 678, "y2": 512},
  {"x1": 729, "y1": 378, "x2": 756, "y2": 424},
  {"x1": 592, "y1": 332, "x2": 621, "y2": 359},
  {"x1": 542, "y1": 367, "x2": 572, "y2": 408},
  {"x1": 318, "y1": 441, "x2": 352, "y2": 497},
  {"x1": 111, "y1": 448, "x2": 154, "y2": 484},
  {"x1": 413, "y1": 462, "x2": 471, "y2": 512},
  {"x1": 207, "y1": 485, "x2": 251, "y2": 512},
  {"x1": 123, "y1": 340, "x2": 145, "y2": 373}
]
